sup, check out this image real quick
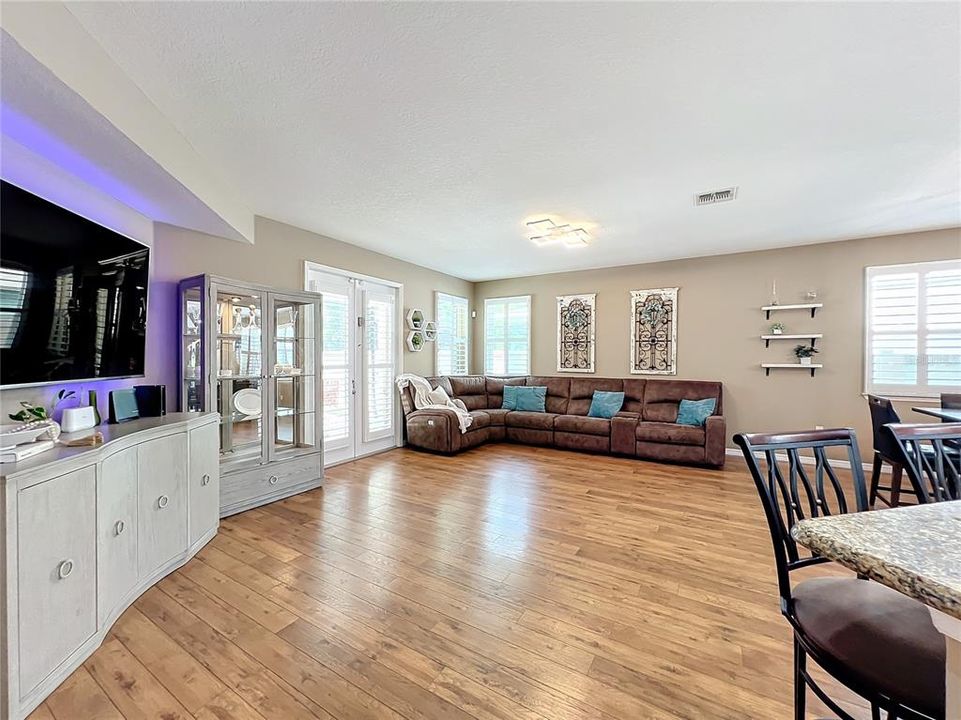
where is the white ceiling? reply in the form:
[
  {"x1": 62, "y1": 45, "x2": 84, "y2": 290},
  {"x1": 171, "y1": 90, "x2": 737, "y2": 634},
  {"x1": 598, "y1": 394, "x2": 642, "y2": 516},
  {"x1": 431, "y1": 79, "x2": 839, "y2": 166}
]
[{"x1": 67, "y1": 2, "x2": 960, "y2": 281}]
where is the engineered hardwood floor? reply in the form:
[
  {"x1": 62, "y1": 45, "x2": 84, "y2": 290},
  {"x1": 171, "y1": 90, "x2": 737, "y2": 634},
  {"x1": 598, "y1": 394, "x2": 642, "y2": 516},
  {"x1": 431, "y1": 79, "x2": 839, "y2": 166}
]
[{"x1": 28, "y1": 444, "x2": 871, "y2": 720}]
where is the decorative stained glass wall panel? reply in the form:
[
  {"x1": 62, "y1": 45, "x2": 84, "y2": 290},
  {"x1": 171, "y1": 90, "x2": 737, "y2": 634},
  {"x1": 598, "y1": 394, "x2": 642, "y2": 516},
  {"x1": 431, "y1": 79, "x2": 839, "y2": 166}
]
[
  {"x1": 630, "y1": 288, "x2": 678, "y2": 375},
  {"x1": 556, "y1": 293, "x2": 596, "y2": 373}
]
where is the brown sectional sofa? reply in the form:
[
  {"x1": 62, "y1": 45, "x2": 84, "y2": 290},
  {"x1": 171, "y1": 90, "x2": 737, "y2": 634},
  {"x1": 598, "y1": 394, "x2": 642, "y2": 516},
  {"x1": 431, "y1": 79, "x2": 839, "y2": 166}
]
[{"x1": 399, "y1": 375, "x2": 726, "y2": 467}]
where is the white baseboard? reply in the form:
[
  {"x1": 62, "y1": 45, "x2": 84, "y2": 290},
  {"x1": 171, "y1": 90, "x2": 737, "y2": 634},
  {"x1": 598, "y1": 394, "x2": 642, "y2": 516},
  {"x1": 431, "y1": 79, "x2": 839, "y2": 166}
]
[{"x1": 724, "y1": 447, "x2": 887, "y2": 474}]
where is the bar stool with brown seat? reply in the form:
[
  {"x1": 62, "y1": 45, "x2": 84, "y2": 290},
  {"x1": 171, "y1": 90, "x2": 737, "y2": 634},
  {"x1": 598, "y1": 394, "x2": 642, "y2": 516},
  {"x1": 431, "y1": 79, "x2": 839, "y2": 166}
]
[
  {"x1": 866, "y1": 395, "x2": 910, "y2": 507},
  {"x1": 735, "y1": 428, "x2": 945, "y2": 720}
]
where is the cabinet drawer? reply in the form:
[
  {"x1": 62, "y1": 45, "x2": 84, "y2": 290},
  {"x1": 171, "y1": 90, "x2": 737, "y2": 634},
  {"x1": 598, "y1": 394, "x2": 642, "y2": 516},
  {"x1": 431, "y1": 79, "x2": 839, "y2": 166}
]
[
  {"x1": 138, "y1": 434, "x2": 188, "y2": 575},
  {"x1": 98, "y1": 446, "x2": 139, "y2": 624},
  {"x1": 18, "y1": 466, "x2": 97, "y2": 695},
  {"x1": 221, "y1": 456, "x2": 320, "y2": 512}
]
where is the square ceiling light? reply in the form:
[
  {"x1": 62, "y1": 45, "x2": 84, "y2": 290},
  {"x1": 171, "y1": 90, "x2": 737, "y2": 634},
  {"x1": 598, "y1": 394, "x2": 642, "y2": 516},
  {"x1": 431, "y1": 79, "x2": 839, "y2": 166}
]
[{"x1": 526, "y1": 218, "x2": 591, "y2": 247}]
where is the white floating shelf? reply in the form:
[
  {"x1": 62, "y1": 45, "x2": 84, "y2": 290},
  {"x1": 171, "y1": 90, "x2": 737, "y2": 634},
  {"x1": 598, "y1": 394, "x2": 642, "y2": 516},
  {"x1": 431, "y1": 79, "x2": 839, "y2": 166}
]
[
  {"x1": 761, "y1": 303, "x2": 823, "y2": 319},
  {"x1": 761, "y1": 333, "x2": 823, "y2": 348},
  {"x1": 761, "y1": 362, "x2": 823, "y2": 377},
  {"x1": 761, "y1": 334, "x2": 823, "y2": 340}
]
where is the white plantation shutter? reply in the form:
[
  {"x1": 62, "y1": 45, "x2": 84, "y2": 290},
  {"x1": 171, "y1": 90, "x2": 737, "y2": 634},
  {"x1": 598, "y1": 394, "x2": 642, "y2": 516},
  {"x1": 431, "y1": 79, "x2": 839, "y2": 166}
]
[
  {"x1": 321, "y1": 291, "x2": 351, "y2": 449},
  {"x1": 363, "y1": 285, "x2": 396, "y2": 440},
  {"x1": 484, "y1": 295, "x2": 531, "y2": 375},
  {"x1": 865, "y1": 259, "x2": 961, "y2": 396},
  {"x1": 435, "y1": 292, "x2": 469, "y2": 375}
]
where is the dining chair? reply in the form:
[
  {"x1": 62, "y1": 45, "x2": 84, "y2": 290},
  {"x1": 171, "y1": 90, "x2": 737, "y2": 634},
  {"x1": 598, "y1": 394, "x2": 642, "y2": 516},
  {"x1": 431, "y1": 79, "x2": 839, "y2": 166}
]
[
  {"x1": 886, "y1": 422, "x2": 961, "y2": 503},
  {"x1": 866, "y1": 395, "x2": 910, "y2": 507},
  {"x1": 941, "y1": 393, "x2": 961, "y2": 410},
  {"x1": 735, "y1": 428, "x2": 944, "y2": 720}
]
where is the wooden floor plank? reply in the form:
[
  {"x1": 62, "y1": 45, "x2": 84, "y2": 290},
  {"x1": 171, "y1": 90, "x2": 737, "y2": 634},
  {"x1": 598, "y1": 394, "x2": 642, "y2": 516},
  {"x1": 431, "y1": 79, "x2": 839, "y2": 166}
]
[
  {"x1": 37, "y1": 445, "x2": 871, "y2": 719},
  {"x1": 42, "y1": 666, "x2": 123, "y2": 720}
]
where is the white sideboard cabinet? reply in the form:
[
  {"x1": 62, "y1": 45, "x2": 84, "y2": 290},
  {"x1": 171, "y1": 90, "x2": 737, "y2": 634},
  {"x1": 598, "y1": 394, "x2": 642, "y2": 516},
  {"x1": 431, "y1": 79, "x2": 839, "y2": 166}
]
[{"x1": 0, "y1": 412, "x2": 219, "y2": 719}]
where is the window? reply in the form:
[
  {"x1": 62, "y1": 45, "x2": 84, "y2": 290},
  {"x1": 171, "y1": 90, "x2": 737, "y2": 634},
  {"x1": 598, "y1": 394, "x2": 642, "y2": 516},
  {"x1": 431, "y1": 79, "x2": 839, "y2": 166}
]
[
  {"x1": 865, "y1": 259, "x2": 961, "y2": 397},
  {"x1": 0, "y1": 268, "x2": 29, "y2": 349},
  {"x1": 435, "y1": 292, "x2": 469, "y2": 375},
  {"x1": 48, "y1": 268, "x2": 73, "y2": 355},
  {"x1": 484, "y1": 295, "x2": 531, "y2": 375}
]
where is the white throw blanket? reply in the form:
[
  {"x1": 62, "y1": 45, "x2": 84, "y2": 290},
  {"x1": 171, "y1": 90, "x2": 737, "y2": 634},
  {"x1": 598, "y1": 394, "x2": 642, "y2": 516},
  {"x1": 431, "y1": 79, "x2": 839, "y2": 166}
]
[{"x1": 395, "y1": 373, "x2": 473, "y2": 434}]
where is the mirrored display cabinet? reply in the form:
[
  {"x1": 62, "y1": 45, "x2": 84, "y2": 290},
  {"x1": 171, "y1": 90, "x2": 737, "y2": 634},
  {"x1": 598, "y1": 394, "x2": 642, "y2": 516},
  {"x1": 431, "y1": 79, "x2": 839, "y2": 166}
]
[{"x1": 178, "y1": 275, "x2": 323, "y2": 516}]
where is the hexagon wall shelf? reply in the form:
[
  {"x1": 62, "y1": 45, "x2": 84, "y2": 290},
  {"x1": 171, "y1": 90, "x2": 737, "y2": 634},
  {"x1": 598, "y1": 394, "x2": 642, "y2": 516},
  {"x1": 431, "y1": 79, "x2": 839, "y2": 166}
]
[
  {"x1": 406, "y1": 330, "x2": 426, "y2": 352},
  {"x1": 423, "y1": 321, "x2": 437, "y2": 341},
  {"x1": 406, "y1": 308, "x2": 425, "y2": 330}
]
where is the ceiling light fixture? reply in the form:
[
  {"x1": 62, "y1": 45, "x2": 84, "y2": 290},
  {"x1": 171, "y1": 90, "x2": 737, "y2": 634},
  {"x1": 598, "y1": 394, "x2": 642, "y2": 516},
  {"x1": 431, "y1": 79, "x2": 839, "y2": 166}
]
[{"x1": 526, "y1": 218, "x2": 591, "y2": 247}]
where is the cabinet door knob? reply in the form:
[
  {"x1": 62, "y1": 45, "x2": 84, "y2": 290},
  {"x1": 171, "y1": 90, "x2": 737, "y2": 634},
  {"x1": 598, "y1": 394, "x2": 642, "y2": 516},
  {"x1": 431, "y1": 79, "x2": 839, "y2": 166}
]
[
  {"x1": 158, "y1": 494, "x2": 170, "y2": 509},
  {"x1": 201, "y1": 473, "x2": 211, "y2": 486},
  {"x1": 57, "y1": 559, "x2": 74, "y2": 579},
  {"x1": 268, "y1": 475, "x2": 279, "y2": 485},
  {"x1": 114, "y1": 520, "x2": 126, "y2": 536}
]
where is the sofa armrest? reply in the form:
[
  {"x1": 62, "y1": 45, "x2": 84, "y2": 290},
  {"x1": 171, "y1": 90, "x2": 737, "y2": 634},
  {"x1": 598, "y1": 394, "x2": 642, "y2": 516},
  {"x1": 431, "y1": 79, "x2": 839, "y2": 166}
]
[
  {"x1": 611, "y1": 412, "x2": 640, "y2": 456},
  {"x1": 406, "y1": 410, "x2": 459, "y2": 453},
  {"x1": 704, "y1": 415, "x2": 727, "y2": 468}
]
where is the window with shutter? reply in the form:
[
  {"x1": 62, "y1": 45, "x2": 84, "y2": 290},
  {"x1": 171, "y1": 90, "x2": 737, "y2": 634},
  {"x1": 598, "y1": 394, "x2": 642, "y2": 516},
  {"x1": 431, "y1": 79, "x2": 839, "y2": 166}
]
[
  {"x1": 484, "y1": 295, "x2": 531, "y2": 375},
  {"x1": 435, "y1": 292, "x2": 469, "y2": 375},
  {"x1": 865, "y1": 259, "x2": 961, "y2": 397}
]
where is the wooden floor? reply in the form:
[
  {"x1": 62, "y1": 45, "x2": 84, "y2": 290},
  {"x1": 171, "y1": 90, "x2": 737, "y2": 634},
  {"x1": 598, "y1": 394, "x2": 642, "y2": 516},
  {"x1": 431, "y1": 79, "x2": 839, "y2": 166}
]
[{"x1": 29, "y1": 444, "x2": 872, "y2": 720}]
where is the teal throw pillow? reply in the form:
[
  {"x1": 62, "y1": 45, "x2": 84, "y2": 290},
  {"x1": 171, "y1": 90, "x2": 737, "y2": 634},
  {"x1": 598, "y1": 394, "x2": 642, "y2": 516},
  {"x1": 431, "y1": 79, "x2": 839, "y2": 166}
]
[
  {"x1": 676, "y1": 398, "x2": 716, "y2": 426},
  {"x1": 588, "y1": 391, "x2": 625, "y2": 419},
  {"x1": 501, "y1": 385, "x2": 519, "y2": 410},
  {"x1": 514, "y1": 386, "x2": 547, "y2": 412}
]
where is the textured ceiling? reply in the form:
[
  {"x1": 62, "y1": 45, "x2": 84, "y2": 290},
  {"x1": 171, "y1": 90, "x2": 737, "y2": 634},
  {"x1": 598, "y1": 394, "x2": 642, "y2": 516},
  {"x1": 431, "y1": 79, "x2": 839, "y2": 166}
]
[{"x1": 67, "y1": 2, "x2": 960, "y2": 281}]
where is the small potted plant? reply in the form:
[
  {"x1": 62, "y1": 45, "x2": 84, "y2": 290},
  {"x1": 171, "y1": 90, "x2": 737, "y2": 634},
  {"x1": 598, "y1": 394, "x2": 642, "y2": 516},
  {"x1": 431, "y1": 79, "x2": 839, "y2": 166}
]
[
  {"x1": 769, "y1": 322, "x2": 785, "y2": 335},
  {"x1": 793, "y1": 345, "x2": 819, "y2": 365}
]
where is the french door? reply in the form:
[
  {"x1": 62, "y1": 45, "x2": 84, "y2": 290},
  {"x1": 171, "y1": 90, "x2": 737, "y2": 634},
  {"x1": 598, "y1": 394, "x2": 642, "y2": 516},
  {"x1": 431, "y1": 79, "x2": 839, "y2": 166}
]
[{"x1": 306, "y1": 265, "x2": 400, "y2": 466}]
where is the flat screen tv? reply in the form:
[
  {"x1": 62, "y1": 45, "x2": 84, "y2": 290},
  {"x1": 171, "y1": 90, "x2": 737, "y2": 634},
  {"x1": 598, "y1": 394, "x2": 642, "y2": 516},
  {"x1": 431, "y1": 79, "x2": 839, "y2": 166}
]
[{"x1": 0, "y1": 180, "x2": 150, "y2": 388}]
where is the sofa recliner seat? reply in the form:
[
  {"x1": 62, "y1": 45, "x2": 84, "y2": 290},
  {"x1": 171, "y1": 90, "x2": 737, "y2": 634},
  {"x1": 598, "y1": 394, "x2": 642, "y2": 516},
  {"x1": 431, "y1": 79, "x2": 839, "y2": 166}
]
[{"x1": 399, "y1": 375, "x2": 725, "y2": 467}]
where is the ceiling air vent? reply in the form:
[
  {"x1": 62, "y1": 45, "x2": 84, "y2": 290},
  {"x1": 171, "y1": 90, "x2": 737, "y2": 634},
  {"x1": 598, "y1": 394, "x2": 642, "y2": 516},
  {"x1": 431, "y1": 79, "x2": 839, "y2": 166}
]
[{"x1": 694, "y1": 187, "x2": 738, "y2": 206}]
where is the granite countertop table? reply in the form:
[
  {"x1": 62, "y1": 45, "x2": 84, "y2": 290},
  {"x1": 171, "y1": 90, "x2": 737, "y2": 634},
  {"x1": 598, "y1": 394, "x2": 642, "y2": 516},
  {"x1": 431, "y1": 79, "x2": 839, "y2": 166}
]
[
  {"x1": 793, "y1": 500, "x2": 961, "y2": 719},
  {"x1": 791, "y1": 501, "x2": 961, "y2": 621}
]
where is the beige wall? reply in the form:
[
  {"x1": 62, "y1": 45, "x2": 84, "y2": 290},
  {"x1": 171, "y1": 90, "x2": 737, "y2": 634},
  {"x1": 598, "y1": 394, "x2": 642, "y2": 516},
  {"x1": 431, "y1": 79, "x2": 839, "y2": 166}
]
[
  {"x1": 472, "y1": 228, "x2": 961, "y2": 458},
  {"x1": 1, "y1": 215, "x2": 472, "y2": 419},
  {"x1": 150, "y1": 216, "x2": 473, "y2": 389}
]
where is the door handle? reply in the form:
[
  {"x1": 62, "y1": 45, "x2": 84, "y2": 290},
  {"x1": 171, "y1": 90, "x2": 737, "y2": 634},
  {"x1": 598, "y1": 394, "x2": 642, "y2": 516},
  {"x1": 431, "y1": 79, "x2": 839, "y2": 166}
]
[
  {"x1": 158, "y1": 495, "x2": 169, "y2": 509},
  {"x1": 201, "y1": 473, "x2": 211, "y2": 486},
  {"x1": 114, "y1": 520, "x2": 126, "y2": 536}
]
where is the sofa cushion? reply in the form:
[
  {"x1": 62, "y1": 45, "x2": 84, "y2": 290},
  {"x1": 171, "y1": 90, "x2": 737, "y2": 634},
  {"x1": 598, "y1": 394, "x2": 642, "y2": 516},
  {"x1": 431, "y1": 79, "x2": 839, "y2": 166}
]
[
  {"x1": 486, "y1": 376, "x2": 527, "y2": 408},
  {"x1": 449, "y1": 375, "x2": 488, "y2": 410},
  {"x1": 527, "y1": 376, "x2": 571, "y2": 414},
  {"x1": 676, "y1": 398, "x2": 716, "y2": 426},
  {"x1": 501, "y1": 385, "x2": 520, "y2": 410},
  {"x1": 622, "y1": 378, "x2": 647, "y2": 414},
  {"x1": 469, "y1": 410, "x2": 491, "y2": 429},
  {"x1": 515, "y1": 386, "x2": 547, "y2": 412},
  {"x1": 485, "y1": 408, "x2": 510, "y2": 425},
  {"x1": 554, "y1": 415, "x2": 611, "y2": 437},
  {"x1": 635, "y1": 421, "x2": 705, "y2": 445},
  {"x1": 506, "y1": 411, "x2": 557, "y2": 430},
  {"x1": 567, "y1": 378, "x2": 624, "y2": 416},
  {"x1": 588, "y1": 391, "x2": 625, "y2": 419}
]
